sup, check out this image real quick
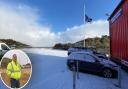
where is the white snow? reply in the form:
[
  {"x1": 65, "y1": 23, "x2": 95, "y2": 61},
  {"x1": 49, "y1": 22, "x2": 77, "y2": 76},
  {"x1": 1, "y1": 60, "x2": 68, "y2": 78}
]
[
  {"x1": 23, "y1": 48, "x2": 67, "y2": 57},
  {"x1": 0, "y1": 48, "x2": 128, "y2": 89}
]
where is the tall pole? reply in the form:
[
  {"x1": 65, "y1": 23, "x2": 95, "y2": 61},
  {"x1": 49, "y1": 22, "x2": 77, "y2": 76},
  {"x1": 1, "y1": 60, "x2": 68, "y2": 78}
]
[
  {"x1": 73, "y1": 65, "x2": 76, "y2": 89},
  {"x1": 83, "y1": 4, "x2": 86, "y2": 48},
  {"x1": 84, "y1": 4, "x2": 85, "y2": 24},
  {"x1": 118, "y1": 66, "x2": 121, "y2": 88}
]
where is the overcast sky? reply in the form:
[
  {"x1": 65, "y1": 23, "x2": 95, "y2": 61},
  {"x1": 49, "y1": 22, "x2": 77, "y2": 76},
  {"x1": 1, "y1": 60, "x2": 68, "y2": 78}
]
[{"x1": 0, "y1": 0, "x2": 120, "y2": 47}]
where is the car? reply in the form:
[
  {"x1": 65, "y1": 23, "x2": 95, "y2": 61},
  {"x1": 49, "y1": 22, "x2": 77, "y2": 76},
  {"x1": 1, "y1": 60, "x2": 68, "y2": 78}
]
[
  {"x1": 0, "y1": 43, "x2": 11, "y2": 60},
  {"x1": 67, "y1": 52, "x2": 118, "y2": 78}
]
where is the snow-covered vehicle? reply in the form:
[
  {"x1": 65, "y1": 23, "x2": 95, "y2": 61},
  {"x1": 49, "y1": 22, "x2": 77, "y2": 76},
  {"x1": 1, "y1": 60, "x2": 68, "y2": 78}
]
[
  {"x1": 0, "y1": 43, "x2": 10, "y2": 59},
  {"x1": 67, "y1": 52, "x2": 118, "y2": 78}
]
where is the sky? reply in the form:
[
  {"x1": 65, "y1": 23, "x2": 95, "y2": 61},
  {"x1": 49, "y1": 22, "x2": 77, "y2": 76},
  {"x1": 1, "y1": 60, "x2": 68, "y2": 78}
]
[{"x1": 0, "y1": 0, "x2": 121, "y2": 47}]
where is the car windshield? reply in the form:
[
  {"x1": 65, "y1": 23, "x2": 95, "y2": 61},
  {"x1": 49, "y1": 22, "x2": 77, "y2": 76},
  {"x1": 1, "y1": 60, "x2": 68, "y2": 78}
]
[
  {"x1": 84, "y1": 54, "x2": 96, "y2": 62},
  {"x1": 89, "y1": 54, "x2": 102, "y2": 62}
]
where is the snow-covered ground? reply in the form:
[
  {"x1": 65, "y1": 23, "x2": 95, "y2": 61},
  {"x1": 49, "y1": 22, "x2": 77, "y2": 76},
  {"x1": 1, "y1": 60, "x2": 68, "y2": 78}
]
[{"x1": 0, "y1": 48, "x2": 128, "y2": 89}]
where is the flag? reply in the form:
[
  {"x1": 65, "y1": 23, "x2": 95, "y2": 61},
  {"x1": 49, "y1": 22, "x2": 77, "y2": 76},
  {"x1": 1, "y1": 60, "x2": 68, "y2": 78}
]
[{"x1": 85, "y1": 14, "x2": 92, "y2": 23}]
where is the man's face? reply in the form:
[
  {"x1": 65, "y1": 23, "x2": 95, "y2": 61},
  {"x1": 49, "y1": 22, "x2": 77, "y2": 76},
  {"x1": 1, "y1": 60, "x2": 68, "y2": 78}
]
[{"x1": 13, "y1": 54, "x2": 17, "y2": 62}]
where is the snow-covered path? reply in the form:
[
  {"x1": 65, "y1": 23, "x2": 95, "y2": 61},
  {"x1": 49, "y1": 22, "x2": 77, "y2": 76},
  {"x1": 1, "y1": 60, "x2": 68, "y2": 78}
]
[{"x1": 0, "y1": 48, "x2": 128, "y2": 89}]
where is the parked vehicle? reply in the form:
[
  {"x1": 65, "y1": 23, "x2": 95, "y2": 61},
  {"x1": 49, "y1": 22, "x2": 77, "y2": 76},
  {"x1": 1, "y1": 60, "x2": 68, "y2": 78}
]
[
  {"x1": 67, "y1": 52, "x2": 118, "y2": 78},
  {"x1": 0, "y1": 43, "x2": 10, "y2": 59}
]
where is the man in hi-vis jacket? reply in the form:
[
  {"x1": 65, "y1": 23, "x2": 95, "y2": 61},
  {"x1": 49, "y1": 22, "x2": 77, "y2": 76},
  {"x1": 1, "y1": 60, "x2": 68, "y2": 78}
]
[{"x1": 6, "y1": 54, "x2": 22, "y2": 88}]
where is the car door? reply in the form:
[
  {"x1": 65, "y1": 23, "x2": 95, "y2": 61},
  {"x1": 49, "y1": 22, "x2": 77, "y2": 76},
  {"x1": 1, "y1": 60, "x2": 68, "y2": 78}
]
[
  {"x1": 78, "y1": 54, "x2": 95, "y2": 72},
  {"x1": 81, "y1": 54, "x2": 103, "y2": 72},
  {"x1": 74, "y1": 53, "x2": 86, "y2": 71}
]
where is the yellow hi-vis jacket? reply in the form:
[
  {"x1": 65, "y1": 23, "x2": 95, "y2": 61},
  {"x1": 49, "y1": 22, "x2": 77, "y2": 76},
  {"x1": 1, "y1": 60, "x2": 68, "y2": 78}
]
[{"x1": 6, "y1": 60, "x2": 22, "y2": 80}]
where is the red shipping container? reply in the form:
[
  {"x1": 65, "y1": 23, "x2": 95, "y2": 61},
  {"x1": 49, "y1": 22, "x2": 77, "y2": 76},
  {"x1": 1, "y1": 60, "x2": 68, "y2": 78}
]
[{"x1": 108, "y1": 0, "x2": 128, "y2": 67}]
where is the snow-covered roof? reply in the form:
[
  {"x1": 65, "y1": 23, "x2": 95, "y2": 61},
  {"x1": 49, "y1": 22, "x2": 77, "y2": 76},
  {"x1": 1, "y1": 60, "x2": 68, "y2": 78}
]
[{"x1": 67, "y1": 52, "x2": 92, "y2": 61}]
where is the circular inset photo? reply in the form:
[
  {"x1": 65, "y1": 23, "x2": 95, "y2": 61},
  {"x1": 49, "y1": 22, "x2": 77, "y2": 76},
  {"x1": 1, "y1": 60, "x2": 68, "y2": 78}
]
[{"x1": 0, "y1": 49, "x2": 32, "y2": 89}]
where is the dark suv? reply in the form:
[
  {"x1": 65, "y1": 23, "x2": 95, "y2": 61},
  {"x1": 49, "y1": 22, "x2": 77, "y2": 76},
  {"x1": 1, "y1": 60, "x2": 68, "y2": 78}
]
[{"x1": 67, "y1": 52, "x2": 118, "y2": 78}]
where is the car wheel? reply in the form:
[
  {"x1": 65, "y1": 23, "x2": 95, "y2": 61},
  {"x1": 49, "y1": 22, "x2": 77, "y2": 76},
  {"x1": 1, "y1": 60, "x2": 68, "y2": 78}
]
[{"x1": 103, "y1": 69, "x2": 113, "y2": 78}]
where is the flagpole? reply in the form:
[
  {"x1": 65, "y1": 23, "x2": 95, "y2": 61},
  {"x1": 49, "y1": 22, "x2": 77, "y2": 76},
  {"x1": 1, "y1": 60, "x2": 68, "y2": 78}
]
[
  {"x1": 84, "y1": 4, "x2": 85, "y2": 24},
  {"x1": 83, "y1": 4, "x2": 86, "y2": 48}
]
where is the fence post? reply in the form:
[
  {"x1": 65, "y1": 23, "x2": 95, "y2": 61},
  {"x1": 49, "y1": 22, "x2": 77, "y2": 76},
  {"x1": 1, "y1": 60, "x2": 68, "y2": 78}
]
[
  {"x1": 118, "y1": 66, "x2": 121, "y2": 88},
  {"x1": 73, "y1": 65, "x2": 76, "y2": 89},
  {"x1": 76, "y1": 60, "x2": 79, "y2": 79}
]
